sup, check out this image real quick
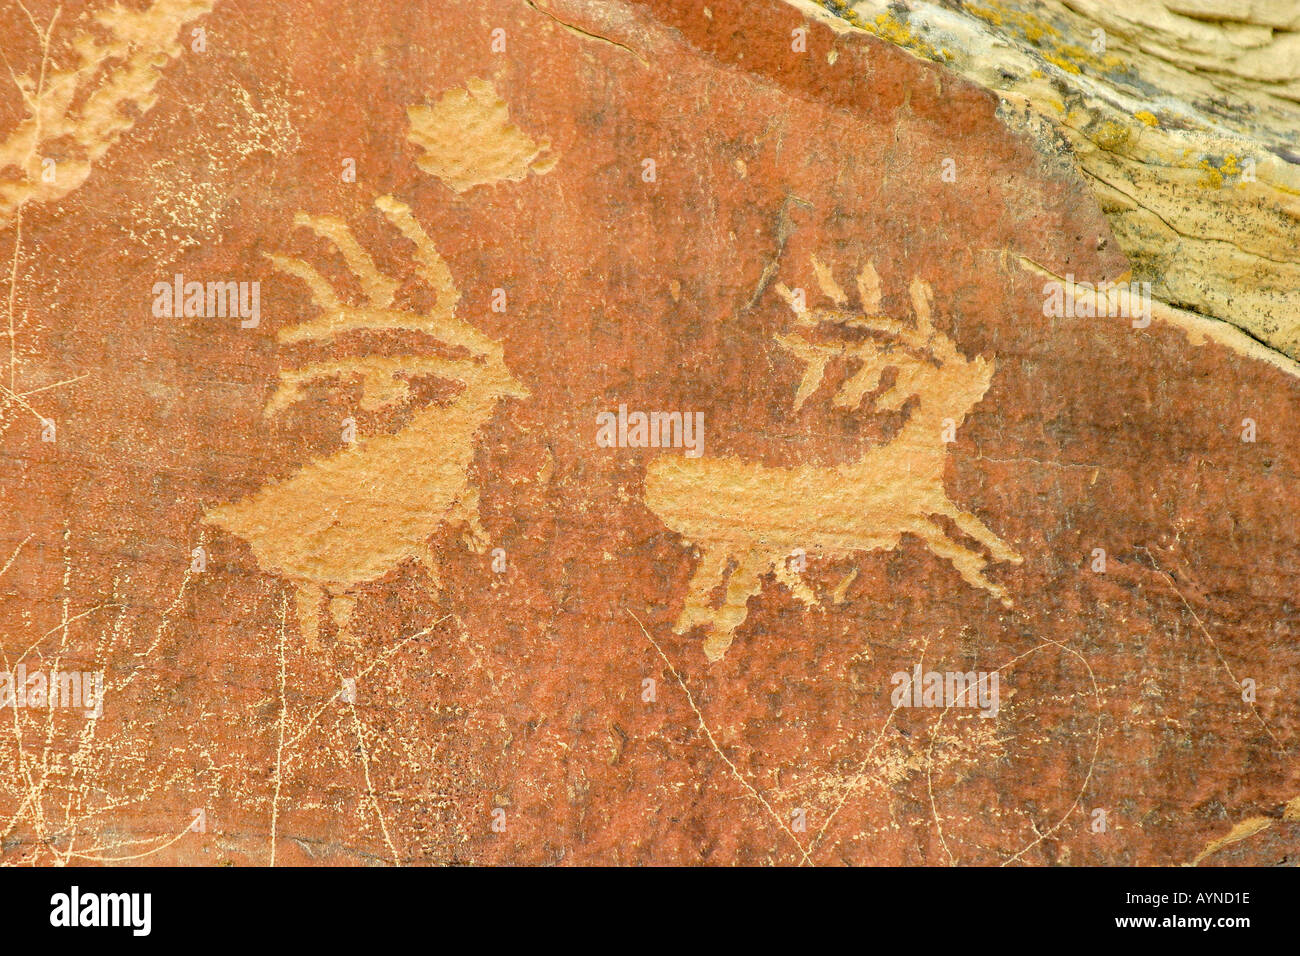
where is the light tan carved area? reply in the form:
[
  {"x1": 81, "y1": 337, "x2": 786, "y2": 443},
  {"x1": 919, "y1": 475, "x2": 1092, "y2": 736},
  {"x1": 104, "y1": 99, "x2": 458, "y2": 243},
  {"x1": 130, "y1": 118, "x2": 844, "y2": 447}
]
[
  {"x1": 0, "y1": 0, "x2": 216, "y2": 228},
  {"x1": 645, "y1": 257, "x2": 1021, "y2": 661},
  {"x1": 406, "y1": 77, "x2": 558, "y2": 193},
  {"x1": 204, "y1": 195, "x2": 530, "y2": 647},
  {"x1": 1, "y1": 0, "x2": 214, "y2": 441}
]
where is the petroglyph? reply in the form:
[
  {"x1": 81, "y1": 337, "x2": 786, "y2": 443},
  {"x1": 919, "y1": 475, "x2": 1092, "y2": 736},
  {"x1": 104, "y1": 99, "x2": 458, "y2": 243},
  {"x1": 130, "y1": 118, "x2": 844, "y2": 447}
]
[
  {"x1": 0, "y1": 0, "x2": 216, "y2": 227},
  {"x1": 645, "y1": 257, "x2": 1022, "y2": 661},
  {"x1": 406, "y1": 78, "x2": 558, "y2": 193},
  {"x1": 204, "y1": 195, "x2": 530, "y2": 647},
  {"x1": 1, "y1": 0, "x2": 211, "y2": 436}
]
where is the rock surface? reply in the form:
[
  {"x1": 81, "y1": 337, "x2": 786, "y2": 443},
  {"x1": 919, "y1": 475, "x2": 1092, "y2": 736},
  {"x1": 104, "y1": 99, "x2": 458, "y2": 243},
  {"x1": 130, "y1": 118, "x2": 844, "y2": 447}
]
[
  {"x1": 805, "y1": 0, "x2": 1300, "y2": 358},
  {"x1": 0, "y1": 0, "x2": 1296, "y2": 866}
]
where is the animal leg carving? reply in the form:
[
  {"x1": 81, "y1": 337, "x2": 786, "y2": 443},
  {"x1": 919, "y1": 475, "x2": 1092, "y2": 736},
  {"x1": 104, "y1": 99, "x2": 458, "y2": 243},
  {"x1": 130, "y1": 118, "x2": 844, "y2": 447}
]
[
  {"x1": 330, "y1": 593, "x2": 357, "y2": 645},
  {"x1": 295, "y1": 583, "x2": 325, "y2": 653},
  {"x1": 702, "y1": 551, "x2": 766, "y2": 662},
  {"x1": 674, "y1": 547, "x2": 732, "y2": 635},
  {"x1": 451, "y1": 487, "x2": 489, "y2": 553},
  {"x1": 912, "y1": 518, "x2": 1012, "y2": 608},
  {"x1": 939, "y1": 501, "x2": 1024, "y2": 566},
  {"x1": 773, "y1": 555, "x2": 819, "y2": 607}
]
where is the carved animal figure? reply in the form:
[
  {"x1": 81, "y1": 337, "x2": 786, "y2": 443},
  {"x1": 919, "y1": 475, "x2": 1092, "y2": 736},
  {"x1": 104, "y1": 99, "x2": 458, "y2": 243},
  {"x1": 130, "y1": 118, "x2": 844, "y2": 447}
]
[
  {"x1": 206, "y1": 195, "x2": 528, "y2": 645},
  {"x1": 645, "y1": 257, "x2": 1020, "y2": 660}
]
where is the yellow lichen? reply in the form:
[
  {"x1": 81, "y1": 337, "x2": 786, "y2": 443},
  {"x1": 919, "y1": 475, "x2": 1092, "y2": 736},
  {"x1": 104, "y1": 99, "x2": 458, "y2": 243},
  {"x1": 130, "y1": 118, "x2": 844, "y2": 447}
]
[
  {"x1": 1044, "y1": 52, "x2": 1082, "y2": 74},
  {"x1": 1198, "y1": 159, "x2": 1224, "y2": 189},
  {"x1": 864, "y1": 11, "x2": 942, "y2": 60},
  {"x1": 966, "y1": 0, "x2": 1062, "y2": 41},
  {"x1": 1092, "y1": 120, "x2": 1130, "y2": 150},
  {"x1": 965, "y1": 2, "x2": 1003, "y2": 27}
]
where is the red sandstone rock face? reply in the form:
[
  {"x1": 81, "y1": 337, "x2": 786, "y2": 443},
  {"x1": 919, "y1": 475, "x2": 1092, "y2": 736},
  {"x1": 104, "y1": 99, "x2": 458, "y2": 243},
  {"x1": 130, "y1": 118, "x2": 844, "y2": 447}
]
[{"x1": 0, "y1": 0, "x2": 1295, "y2": 866}]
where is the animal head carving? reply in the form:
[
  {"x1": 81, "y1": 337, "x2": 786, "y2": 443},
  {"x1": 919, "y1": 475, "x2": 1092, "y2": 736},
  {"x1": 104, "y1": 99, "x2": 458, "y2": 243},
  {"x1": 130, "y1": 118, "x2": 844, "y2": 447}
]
[
  {"x1": 262, "y1": 194, "x2": 529, "y2": 424},
  {"x1": 773, "y1": 257, "x2": 992, "y2": 423}
]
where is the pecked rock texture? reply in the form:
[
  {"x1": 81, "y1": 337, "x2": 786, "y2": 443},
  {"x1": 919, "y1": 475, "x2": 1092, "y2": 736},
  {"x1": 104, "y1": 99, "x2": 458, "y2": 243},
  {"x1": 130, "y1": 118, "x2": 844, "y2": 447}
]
[{"x1": 0, "y1": 0, "x2": 1296, "y2": 866}]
